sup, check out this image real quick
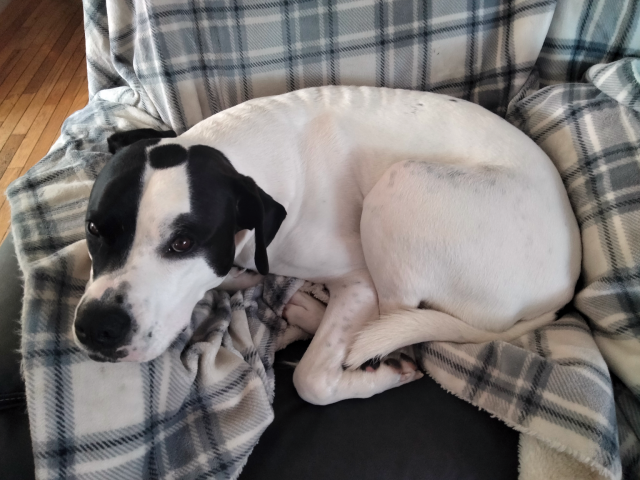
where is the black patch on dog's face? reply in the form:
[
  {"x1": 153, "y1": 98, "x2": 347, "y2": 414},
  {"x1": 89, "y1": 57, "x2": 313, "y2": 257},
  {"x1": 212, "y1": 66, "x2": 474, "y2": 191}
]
[
  {"x1": 88, "y1": 134, "x2": 287, "y2": 281},
  {"x1": 149, "y1": 144, "x2": 188, "y2": 169},
  {"x1": 179, "y1": 145, "x2": 287, "y2": 275},
  {"x1": 184, "y1": 146, "x2": 240, "y2": 277},
  {"x1": 86, "y1": 139, "x2": 159, "y2": 276},
  {"x1": 108, "y1": 129, "x2": 176, "y2": 154}
]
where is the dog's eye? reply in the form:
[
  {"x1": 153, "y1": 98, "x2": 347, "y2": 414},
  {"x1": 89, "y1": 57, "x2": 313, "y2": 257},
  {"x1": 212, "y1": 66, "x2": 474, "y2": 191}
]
[
  {"x1": 170, "y1": 237, "x2": 193, "y2": 253},
  {"x1": 87, "y1": 222, "x2": 100, "y2": 237}
]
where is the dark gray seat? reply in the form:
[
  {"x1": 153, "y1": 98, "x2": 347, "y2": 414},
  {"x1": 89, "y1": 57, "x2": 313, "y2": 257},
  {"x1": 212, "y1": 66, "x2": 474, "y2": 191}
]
[{"x1": 0, "y1": 233, "x2": 35, "y2": 480}]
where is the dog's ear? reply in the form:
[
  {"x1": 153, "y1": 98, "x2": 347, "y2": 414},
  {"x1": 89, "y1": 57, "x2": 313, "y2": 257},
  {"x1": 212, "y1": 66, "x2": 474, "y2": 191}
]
[
  {"x1": 234, "y1": 176, "x2": 287, "y2": 275},
  {"x1": 107, "y1": 129, "x2": 177, "y2": 155}
]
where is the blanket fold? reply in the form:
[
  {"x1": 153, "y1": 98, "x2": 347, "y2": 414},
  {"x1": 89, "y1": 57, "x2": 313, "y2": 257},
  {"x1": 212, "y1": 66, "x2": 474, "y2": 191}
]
[{"x1": 6, "y1": 0, "x2": 640, "y2": 479}]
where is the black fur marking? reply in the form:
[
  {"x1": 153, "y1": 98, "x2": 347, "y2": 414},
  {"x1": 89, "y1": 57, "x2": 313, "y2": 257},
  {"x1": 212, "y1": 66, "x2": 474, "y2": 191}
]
[
  {"x1": 412, "y1": 344, "x2": 428, "y2": 375},
  {"x1": 384, "y1": 358, "x2": 402, "y2": 370},
  {"x1": 555, "y1": 303, "x2": 573, "y2": 319},
  {"x1": 87, "y1": 139, "x2": 159, "y2": 276},
  {"x1": 418, "y1": 300, "x2": 432, "y2": 310},
  {"x1": 400, "y1": 353, "x2": 416, "y2": 367},
  {"x1": 360, "y1": 358, "x2": 381, "y2": 371},
  {"x1": 88, "y1": 136, "x2": 286, "y2": 280},
  {"x1": 149, "y1": 144, "x2": 188, "y2": 169},
  {"x1": 107, "y1": 129, "x2": 177, "y2": 154},
  {"x1": 184, "y1": 145, "x2": 286, "y2": 275}
]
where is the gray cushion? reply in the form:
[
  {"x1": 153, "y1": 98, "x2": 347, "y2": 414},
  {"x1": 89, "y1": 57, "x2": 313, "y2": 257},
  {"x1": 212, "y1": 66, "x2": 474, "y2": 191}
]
[
  {"x1": 0, "y1": 233, "x2": 24, "y2": 402},
  {"x1": 0, "y1": 232, "x2": 35, "y2": 480}
]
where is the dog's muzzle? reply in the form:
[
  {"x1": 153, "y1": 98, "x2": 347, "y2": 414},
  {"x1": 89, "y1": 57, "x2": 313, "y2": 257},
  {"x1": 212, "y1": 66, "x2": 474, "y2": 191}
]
[{"x1": 74, "y1": 301, "x2": 133, "y2": 360}]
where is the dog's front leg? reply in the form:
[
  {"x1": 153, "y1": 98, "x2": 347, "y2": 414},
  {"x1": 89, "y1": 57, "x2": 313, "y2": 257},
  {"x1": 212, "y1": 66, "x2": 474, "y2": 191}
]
[{"x1": 292, "y1": 270, "x2": 421, "y2": 405}]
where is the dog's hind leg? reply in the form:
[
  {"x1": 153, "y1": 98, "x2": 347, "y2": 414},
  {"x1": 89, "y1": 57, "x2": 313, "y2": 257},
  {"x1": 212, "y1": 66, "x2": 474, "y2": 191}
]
[
  {"x1": 350, "y1": 159, "x2": 568, "y2": 367},
  {"x1": 292, "y1": 270, "x2": 422, "y2": 405}
]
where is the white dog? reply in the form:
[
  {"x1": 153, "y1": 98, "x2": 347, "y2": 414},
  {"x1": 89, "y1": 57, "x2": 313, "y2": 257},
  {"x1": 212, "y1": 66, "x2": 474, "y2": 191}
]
[{"x1": 74, "y1": 86, "x2": 581, "y2": 405}]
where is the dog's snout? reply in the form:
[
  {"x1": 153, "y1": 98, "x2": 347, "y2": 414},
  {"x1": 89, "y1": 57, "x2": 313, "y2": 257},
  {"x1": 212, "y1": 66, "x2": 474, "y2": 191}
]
[{"x1": 75, "y1": 304, "x2": 132, "y2": 353}]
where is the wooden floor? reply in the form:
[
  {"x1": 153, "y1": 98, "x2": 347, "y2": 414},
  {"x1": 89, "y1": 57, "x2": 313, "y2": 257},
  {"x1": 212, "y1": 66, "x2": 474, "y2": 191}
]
[{"x1": 0, "y1": 0, "x2": 87, "y2": 243}]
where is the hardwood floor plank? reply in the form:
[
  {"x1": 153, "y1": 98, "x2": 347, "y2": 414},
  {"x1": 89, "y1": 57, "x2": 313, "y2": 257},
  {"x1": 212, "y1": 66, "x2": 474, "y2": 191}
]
[
  {"x1": 0, "y1": 167, "x2": 22, "y2": 239},
  {"x1": 0, "y1": 1, "x2": 71, "y2": 104},
  {"x1": 67, "y1": 77, "x2": 89, "y2": 117},
  {"x1": 0, "y1": 167, "x2": 21, "y2": 193},
  {"x1": 20, "y1": 72, "x2": 85, "y2": 172},
  {"x1": 0, "y1": 0, "x2": 41, "y2": 51},
  {"x1": 0, "y1": 0, "x2": 39, "y2": 27},
  {"x1": 9, "y1": 8, "x2": 81, "y2": 101},
  {"x1": 0, "y1": 134, "x2": 25, "y2": 178},
  {"x1": 33, "y1": 1, "x2": 78, "y2": 48},
  {"x1": 0, "y1": 45, "x2": 23, "y2": 82},
  {"x1": 1, "y1": 24, "x2": 84, "y2": 152},
  {"x1": 13, "y1": 25, "x2": 85, "y2": 135},
  {"x1": 0, "y1": 199, "x2": 12, "y2": 243},
  {"x1": 0, "y1": 1, "x2": 59, "y2": 118},
  {"x1": 0, "y1": 0, "x2": 52, "y2": 75},
  {"x1": 10, "y1": 49, "x2": 86, "y2": 170},
  {"x1": 9, "y1": 104, "x2": 55, "y2": 170},
  {"x1": 0, "y1": 94, "x2": 34, "y2": 150},
  {"x1": 44, "y1": 43, "x2": 86, "y2": 107},
  {"x1": 0, "y1": 92, "x2": 20, "y2": 124},
  {"x1": 21, "y1": 0, "x2": 48, "y2": 28},
  {"x1": 24, "y1": 10, "x2": 84, "y2": 95},
  {"x1": 0, "y1": 0, "x2": 87, "y2": 239},
  {"x1": 0, "y1": 0, "x2": 50, "y2": 69}
]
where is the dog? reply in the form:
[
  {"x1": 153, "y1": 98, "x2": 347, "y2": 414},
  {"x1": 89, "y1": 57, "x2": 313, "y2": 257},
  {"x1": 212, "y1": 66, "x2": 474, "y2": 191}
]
[{"x1": 74, "y1": 86, "x2": 581, "y2": 405}]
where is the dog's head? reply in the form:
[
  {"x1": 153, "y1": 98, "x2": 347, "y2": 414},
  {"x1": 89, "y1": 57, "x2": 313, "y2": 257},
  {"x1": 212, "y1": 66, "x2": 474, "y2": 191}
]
[{"x1": 74, "y1": 129, "x2": 286, "y2": 362}]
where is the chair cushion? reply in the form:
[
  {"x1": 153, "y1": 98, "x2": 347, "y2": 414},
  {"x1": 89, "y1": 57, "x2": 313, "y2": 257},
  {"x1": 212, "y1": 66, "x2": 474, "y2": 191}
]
[
  {"x1": 0, "y1": 233, "x2": 25, "y2": 403},
  {"x1": 240, "y1": 340, "x2": 519, "y2": 480},
  {"x1": 0, "y1": 232, "x2": 35, "y2": 480}
]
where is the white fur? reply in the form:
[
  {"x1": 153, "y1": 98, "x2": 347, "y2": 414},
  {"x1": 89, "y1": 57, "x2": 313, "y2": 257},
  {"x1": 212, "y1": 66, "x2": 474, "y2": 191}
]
[
  {"x1": 168, "y1": 86, "x2": 581, "y2": 404},
  {"x1": 85, "y1": 86, "x2": 582, "y2": 403},
  {"x1": 78, "y1": 163, "x2": 227, "y2": 361}
]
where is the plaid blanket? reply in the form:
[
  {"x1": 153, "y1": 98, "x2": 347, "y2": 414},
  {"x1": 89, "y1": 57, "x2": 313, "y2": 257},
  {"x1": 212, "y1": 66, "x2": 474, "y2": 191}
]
[{"x1": 6, "y1": 0, "x2": 640, "y2": 479}]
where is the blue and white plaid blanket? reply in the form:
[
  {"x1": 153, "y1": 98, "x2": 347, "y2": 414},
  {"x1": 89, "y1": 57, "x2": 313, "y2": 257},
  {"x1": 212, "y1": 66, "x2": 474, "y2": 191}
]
[{"x1": 6, "y1": 0, "x2": 640, "y2": 479}]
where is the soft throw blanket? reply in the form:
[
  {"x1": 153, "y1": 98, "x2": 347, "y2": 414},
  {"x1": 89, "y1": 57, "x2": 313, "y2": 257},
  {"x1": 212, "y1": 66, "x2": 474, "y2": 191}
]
[{"x1": 6, "y1": 0, "x2": 640, "y2": 479}]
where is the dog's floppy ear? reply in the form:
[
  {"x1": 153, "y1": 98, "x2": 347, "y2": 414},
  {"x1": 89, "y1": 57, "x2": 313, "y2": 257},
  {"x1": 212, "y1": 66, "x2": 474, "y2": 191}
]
[
  {"x1": 107, "y1": 129, "x2": 177, "y2": 155},
  {"x1": 234, "y1": 176, "x2": 287, "y2": 275}
]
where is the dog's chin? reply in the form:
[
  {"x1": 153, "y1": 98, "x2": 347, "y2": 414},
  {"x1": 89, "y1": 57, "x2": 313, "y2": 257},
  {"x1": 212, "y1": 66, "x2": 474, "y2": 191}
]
[
  {"x1": 84, "y1": 349, "x2": 128, "y2": 363},
  {"x1": 87, "y1": 352, "x2": 120, "y2": 363},
  {"x1": 83, "y1": 346, "x2": 162, "y2": 363},
  {"x1": 75, "y1": 321, "x2": 189, "y2": 364},
  {"x1": 107, "y1": 336, "x2": 181, "y2": 363}
]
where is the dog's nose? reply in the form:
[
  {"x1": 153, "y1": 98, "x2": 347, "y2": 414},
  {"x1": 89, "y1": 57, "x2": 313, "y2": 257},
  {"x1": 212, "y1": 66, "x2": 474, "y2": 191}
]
[{"x1": 75, "y1": 305, "x2": 132, "y2": 352}]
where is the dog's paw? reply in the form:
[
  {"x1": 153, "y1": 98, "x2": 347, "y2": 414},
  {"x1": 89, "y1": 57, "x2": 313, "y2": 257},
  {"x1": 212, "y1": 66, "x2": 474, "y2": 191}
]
[
  {"x1": 282, "y1": 291, "x2": 326, "y2": 334},
  {"x1": 358, "y1": 348, "x2": 423, "y2": 383}
]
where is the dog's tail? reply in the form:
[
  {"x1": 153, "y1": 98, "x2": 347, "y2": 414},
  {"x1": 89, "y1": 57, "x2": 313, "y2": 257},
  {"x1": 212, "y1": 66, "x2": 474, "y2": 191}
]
[{"x1": 344, "y1": 308, "x2": 556, "y2": 368}]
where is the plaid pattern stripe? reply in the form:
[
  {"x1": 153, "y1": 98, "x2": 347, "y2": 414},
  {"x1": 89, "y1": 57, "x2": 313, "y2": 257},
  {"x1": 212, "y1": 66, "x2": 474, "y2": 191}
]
[
  {"x1": 507, "y1": 57, "x2": 640, "y2": 478},
  {"x1": 24, "y1": 239, "x2": 300, "y2": 480},
  {"x1": 5, "y1": 0, "x2": 640, "y2": 478},
  {"x1": 86, "y1": 0, "x2": 556, "y2": 130},
  {"x1": 420, "y1": 314, "x2": 620, "y2": 476},
  {"x1": 537, "y1": 0, "x2": 640, "y2": 86}
]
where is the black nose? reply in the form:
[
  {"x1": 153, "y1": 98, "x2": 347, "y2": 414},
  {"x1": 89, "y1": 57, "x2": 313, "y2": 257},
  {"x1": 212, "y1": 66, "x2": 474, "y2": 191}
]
[{"x1": 75, "y1": 303, "x2": 132, "y2": 352}]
